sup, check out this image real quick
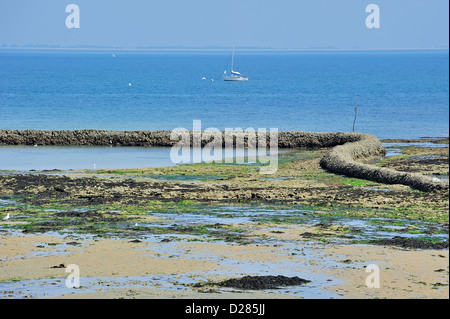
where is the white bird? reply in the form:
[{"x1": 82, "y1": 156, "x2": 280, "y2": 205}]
[
  {"x1": 2, "y1": 213, "x2": 10, "y2": 221},
  {"x1": 134, "y1": 222, "x2": 139, "y2": 228}
]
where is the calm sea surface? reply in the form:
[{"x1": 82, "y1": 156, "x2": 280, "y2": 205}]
[
  {"x1": 0, "y1": 146, "x2": 174, "y2": 171},
  {"x1": 0, "y1": 49, "x2": 448, "y2": 169}
]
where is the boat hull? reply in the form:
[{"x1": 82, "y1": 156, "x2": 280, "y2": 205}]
[{"x1": 223, "y1": 76, "x2": 249, "y2": 81}]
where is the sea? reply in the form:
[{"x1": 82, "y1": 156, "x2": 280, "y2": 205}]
[{"x1": 0, "y1": 49, "x2": 448, "y2": 170}]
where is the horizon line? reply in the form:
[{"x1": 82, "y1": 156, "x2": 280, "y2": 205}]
[{"x1": 0, "y1": 46, "x2": 448, "y2": 52}]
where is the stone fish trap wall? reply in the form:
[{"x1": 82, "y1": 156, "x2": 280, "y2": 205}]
[
  {"x1": 0, "y1": 129, "x2": 448, "y2": 192},
  {"x1": 317, "y1": 132, "x2": 449, "y2": 193}
]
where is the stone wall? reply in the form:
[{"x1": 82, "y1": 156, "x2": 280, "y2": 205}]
[{"x1": 0, "y1": 129, "x2": 447, "y2": 192}]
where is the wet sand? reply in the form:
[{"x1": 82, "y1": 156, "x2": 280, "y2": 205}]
[
  {"x1": 0, "y1": 139, "x2": 448, "y2": 299},
  {"x1": 0, "y1": 229, "x2": 447, "y2": 299}
]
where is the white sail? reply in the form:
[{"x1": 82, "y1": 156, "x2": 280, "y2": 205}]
[{"x1": 223, "y1": 47, "x2": 248, "y2": 81}]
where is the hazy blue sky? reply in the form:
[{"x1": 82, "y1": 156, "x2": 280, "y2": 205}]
[{"x1": 0, "y1": 0, "x2": 448, "y2": 49}]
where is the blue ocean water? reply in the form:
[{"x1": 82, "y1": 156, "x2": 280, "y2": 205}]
[
  {"x1": 0, "y1": 145, "x2": 175, "y2": 171},
  {"x1": 0, "y1": 145, "x2": 281, "y2": 171},
  {"x1": 0, "y1": 49, "x2": 448, "y2": 140}
]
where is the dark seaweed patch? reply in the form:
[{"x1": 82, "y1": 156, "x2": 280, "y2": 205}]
[
  {"x1": 196, "y1": 275, "x2": 311, "y2": 290},
  {"x1": 366, "y1": 236, "x2": 449, "y2": 250}
]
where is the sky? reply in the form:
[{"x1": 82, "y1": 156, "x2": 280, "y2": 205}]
[{"x1": 0, "y1": 0, "x2": 448, "y2": 50}]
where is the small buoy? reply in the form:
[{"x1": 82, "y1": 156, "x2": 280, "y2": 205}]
[
  {"x1": 211, "y1": 79, "x2": 214, "y2": 82},
  {"x1": 129, "y1": 83, "x2": 132, "y2": 86}
]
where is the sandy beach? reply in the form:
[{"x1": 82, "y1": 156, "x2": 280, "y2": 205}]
[{"x1": 0, "y1": 226, "x2": 448, "y2": 299}]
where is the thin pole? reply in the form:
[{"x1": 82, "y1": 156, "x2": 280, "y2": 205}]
[
  {"x1": 353, "y1": 102, "x2": 358, "y2": 132},
  {"x1": 231, "y1": 46, "x2": 235, "y2": 72}
]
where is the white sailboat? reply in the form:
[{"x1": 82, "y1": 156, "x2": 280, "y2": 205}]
[{"x1": 223, "y1": 47, "x2": 248, "y2": 81}]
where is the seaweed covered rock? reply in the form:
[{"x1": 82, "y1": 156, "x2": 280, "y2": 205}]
[{"x1": 319, "y1": 133, "x2": 449, "y2": 192}]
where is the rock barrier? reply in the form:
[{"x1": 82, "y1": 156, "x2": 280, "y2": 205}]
[
  {"x1": 319, "y1": 133, "x2": 448, "y2": 192},
  {"x1": 0, "y1": 129, "x2": 447, "y2": 192}
]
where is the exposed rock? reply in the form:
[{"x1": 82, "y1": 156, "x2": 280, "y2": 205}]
[
  {"x1": 0, "y1": 129, "x2": 448, "y2": 192},
  {"x1": 319, "y1": 133, "x2": 448, "y2": 192},
  {"x1": 218, "y1": 275, "x2": 310, "y2": 290}
]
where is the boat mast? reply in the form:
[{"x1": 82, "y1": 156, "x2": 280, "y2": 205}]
[{"x1": 231, "y1": 46, "x2": 235, "y2": 72}]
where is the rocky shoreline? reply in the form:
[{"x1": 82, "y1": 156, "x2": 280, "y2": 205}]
[
  {"x1": 1, "y1": 129, "x2": 448, "y2": 192},
  {"x1": 0, "y1": 129, "x2": 367, "y2": 148},
  {"x1": 319, "y1": 133, "x2": 448, "y2": 192}
]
